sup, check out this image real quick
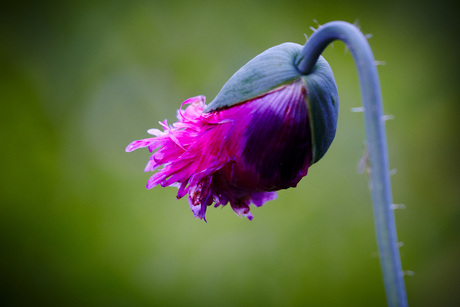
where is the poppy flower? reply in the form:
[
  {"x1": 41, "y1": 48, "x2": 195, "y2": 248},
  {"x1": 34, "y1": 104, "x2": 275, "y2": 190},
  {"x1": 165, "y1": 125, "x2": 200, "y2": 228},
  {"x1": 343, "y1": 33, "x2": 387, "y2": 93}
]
[{"x1": 126, "y1": 42, "x2": 338, "y2": 221}]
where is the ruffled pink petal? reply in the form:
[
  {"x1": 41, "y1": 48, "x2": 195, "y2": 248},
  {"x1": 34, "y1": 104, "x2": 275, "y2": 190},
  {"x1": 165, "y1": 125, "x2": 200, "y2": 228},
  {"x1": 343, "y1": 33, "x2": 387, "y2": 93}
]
[
  {"x1": 147, "y1": 128, "x2": 164, "y2": 136},
  {"x1": 127, "y1": 80, "x2": 311, "y2": 221},
  {"x1": 125, "y1": 139, "x2": 156, "y2": 152}
]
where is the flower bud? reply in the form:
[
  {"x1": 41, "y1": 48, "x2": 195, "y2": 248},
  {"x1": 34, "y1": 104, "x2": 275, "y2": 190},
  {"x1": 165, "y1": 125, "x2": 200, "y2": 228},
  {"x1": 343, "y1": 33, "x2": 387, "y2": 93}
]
[
  {"x1": 126, "y1": 42, "x2": 338, "y2": 221},
  {"x1": 206, "y1": 42, "x2": 339, "y2": 163}
]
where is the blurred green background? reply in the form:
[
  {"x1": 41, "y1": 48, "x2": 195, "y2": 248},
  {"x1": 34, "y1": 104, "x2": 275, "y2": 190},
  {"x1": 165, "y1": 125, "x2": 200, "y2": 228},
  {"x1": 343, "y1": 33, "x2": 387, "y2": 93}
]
[{"x1": 1, "y1": 0, "x2": 459, "y2": 306}]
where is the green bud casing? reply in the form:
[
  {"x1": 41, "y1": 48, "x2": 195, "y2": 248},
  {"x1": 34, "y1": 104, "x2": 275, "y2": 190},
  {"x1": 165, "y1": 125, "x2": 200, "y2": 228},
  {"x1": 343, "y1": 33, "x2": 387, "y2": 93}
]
[{"x1": 205, "y1": 42, "x2": 339, "y2": 164}]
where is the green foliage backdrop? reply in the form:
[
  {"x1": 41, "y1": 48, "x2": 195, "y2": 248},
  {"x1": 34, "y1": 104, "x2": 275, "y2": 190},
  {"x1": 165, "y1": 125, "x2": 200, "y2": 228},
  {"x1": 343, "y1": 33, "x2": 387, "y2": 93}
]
[{"x1": 1, "y1": 0, "x2": 459, "y2": 306}]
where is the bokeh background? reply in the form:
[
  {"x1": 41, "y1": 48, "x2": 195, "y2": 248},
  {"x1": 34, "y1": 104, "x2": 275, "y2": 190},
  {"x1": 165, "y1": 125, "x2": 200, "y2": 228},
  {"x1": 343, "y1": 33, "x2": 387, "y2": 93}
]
[{"x1": 1, "y1": 0, "x2": 459, "y2": 306}]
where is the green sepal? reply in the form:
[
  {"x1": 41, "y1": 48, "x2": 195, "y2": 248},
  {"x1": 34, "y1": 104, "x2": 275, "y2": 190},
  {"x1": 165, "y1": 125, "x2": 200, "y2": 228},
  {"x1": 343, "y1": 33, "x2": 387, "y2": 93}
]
[
  {"x1": 204, "y1": 42, "x2": 339, "y2": 165},
  {"x1": 204, "y1": 43, "x2": 303, "y2": 113},
  {"x1": 301, "y1": 57, "x2": 339, "y2": 164}
]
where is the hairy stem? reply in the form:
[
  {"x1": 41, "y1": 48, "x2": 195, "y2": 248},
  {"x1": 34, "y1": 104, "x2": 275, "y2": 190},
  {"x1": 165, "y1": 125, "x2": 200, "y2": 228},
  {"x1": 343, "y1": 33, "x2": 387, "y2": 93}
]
[{"x1": 297, "y1": 21, "x2": 408, "y2": 307}]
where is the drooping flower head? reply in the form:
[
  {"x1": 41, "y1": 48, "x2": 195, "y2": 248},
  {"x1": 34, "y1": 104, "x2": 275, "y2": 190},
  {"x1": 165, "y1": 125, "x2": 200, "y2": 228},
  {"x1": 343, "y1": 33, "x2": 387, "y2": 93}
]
[{"x1": 126, "y1": 43, "x2": 338, "y2": 221}]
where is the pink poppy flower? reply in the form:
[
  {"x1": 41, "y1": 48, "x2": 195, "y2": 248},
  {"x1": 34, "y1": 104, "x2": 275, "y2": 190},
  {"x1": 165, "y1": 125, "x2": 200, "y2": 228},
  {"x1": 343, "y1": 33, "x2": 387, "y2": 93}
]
[{"x1": 126, "y1": 43, "x2": 338, "y2": 221}]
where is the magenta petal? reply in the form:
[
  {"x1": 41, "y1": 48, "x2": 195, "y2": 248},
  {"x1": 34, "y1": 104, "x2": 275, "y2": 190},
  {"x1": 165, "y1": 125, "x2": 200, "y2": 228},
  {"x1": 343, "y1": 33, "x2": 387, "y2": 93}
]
[
  {"x1": 127, "y1": 81, "x2": 312, "y2": 221},
  {"x1": 144, "y1": 155, "x2": 160, "y2": 172},
  {"x1": 125, "y1": 139, "x2": 155, "y2": 152},
  {"x1": 177, "y1": 181, "x2": 189, "y2": 199},
  {"x1": 146, "y1": 172, "x2": 167, "y2": 189}
]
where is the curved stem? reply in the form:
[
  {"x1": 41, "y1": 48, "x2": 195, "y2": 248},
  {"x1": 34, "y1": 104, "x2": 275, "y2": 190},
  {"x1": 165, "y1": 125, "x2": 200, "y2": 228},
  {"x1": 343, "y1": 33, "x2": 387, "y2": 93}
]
[{"x1": 297, "y1": 21, "x2": 408, "y2": 307}]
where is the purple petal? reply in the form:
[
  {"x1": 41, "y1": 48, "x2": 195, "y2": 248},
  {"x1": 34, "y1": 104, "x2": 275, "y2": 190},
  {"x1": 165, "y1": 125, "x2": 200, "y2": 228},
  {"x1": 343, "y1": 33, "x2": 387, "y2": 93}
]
[{"x1": 251, "y1": 192, "x2": 278, "y2": 207}]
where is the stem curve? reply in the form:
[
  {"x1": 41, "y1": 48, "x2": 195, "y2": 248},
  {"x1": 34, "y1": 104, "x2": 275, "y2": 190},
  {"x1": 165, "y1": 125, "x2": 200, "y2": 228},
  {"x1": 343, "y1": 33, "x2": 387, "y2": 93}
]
[{"x1": 297, "y1": 21, "x2": 408, "y2": 307}]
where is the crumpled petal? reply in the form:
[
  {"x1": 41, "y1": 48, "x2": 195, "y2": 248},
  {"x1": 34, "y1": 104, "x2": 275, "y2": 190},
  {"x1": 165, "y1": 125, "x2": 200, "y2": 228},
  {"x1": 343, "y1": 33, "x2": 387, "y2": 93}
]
[{"x1": 126, "y1": 80, "x2": 312, "y2": 221}]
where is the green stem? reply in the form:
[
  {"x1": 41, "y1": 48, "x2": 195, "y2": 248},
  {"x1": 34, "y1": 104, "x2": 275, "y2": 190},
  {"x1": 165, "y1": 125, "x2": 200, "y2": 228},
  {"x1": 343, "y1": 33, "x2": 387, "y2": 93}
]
[{"x1": 297, "y1": 21, "x2": 408, "y2": 307}]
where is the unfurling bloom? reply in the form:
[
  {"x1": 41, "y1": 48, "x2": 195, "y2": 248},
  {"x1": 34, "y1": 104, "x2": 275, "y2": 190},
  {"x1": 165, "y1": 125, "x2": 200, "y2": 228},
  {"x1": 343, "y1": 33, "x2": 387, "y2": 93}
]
[{"x1": 126, "y1": 42, "x2": 339, "y2": 221}]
